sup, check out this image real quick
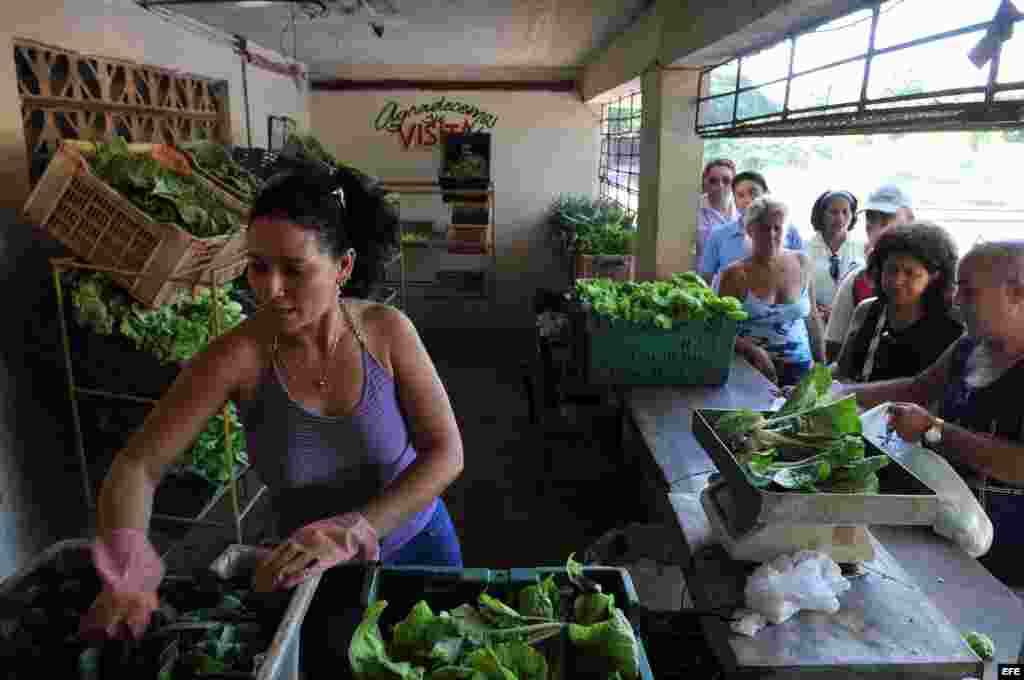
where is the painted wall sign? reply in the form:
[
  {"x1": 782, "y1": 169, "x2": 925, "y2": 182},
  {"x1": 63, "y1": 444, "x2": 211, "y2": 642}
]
[{"x1": 374, "y1": 98, "x2": 498, "y2": 150}]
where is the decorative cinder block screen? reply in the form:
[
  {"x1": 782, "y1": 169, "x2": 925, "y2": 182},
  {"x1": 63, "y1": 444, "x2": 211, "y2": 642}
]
[{"x1": 14, "y1": 38, "x2": 231, "y2": 183}]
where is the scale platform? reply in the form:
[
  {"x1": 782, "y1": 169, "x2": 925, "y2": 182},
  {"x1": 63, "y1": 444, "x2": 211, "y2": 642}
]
[{"x1": 701, "y1": 478, "x2": 876, "y2": 564}]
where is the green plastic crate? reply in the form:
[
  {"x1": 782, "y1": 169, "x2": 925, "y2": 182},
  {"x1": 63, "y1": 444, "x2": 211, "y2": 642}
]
[
  {"x1": 364, "y1": 565, "x2": 654, "y2": 680},
  {"x1": 580, "y1": 313, "x2": 739, "y2": 386}
]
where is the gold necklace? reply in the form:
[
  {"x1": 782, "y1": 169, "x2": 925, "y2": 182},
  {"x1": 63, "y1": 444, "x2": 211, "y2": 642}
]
[{"x1": 274, "y1": 303, "x2": 348, "y2": 391}]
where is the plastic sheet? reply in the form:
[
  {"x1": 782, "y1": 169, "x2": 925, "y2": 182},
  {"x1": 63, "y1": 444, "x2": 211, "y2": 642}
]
[
  {"x1": 743, "y1": 550, "x2": 852, "y2": 625},
  {"x1": 860, "y1": 403, "x2": 994, "y2": 558}
]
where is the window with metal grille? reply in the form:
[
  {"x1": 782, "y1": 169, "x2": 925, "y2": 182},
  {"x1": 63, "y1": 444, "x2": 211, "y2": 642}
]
[
  {"x1": 697, "y1": 0, "x2": 1024, "y2": 138},
  {"x1": 599, "y1": 91, "x2": 641, "y2": 218}
]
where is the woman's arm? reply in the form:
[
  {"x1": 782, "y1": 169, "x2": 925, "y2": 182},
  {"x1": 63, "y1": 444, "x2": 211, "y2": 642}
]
[
  {"x1": 96, "y1": 332, "x2": 248, "y2": 536},
  {"x1": 804, "y1": 271, "x2": 826, "y2": 363},
  {"x1": 359, "y1": 307, "x2": 464, "y2": 537},
  {"x1": 719, "y1": 266, "x2": 752, "y2": 360}
]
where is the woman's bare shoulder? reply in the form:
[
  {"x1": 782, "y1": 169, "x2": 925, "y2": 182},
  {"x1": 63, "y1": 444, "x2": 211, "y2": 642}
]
[
  {"x1": 347, "y1": 299, "x2": 418, "y2": 372},
  {"x1": 194, "y1": 314, "x2": 271, "y2": 395},
  {"x1": 719, "y1": 260, "x2": 749, "y2": 296}
]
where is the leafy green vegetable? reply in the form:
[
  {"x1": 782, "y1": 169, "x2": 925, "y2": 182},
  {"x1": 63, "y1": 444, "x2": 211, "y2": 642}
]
[
  {"x1": 822, "y1": 471, "x2": 881, "y2": 494},
  {"x1": 464, "y1": 647, "x2": 517, "y2": 680},
  {"x1": 90, "y1": 137, "x2": 242, "y2": 238},
  {"x1": 712, "y1": 365, "x2": 886, "y2": 493},
  {"x1": 517, "y1": 575, "x2": 559, "y2": 620},
  {"x1": 576, "y1": 223, "x2": 635, "y2": 256},
  {"x1": 350, "y1": 601, "x2": 426, "y2": 680},
  {"x1": 964, "y1": 631, "x2": 994, "y2": 660},
  {"x1": 425, "y1": 667, "x2": 480, "y2": 680},
  {"x1": 566, "y1": 553, "x2": 586, "y2": 590},
  {"x1": 574, "y1": 592, "x2": 615, "y2": 626},
  {"x1": 567, "y1": 606, "x2": 640, "y2": 680},
  {"x1": 66, "y1": 271, "x2": 248, "y2": 484},
  {"x1": 391, "y1": 601, "x2": 466, "y2": 667},
  {"x1": 776, "y1": 364, "x2": 834, "y2": 417},
  {"x1": 180, "y1": 140, "x2": 262, "y2": 204},
  {"x1": 575, "y1": 275, "x2": 747, "y2": 330},
  {"x1": 491, "y1": 641, "x2": 548, "y2": 680},
  {"x1": 478, "y1": 593, "x2": 527, "y2": 628}
]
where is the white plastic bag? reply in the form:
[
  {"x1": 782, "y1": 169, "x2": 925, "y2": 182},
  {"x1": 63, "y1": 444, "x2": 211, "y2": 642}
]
[
  {"x1": 860, "y1": 403, "x2": 994, "y2": 558},
  {"x1": 744, "y1": 551, "x2": 851, "y2": 625}
]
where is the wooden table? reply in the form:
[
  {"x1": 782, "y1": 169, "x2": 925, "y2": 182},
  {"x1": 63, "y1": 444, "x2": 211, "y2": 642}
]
[{"x1": 624, "y1": 356, "x2": 1024, "y2": 679}]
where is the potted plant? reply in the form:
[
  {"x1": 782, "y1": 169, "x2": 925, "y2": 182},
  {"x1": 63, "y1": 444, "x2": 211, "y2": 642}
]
[
  {"x1": 547, "y1": 194, "x2": 637, "y2": 280},
  {"x1": 575, "y1": 221, "x2": 637, "y2": 281}
]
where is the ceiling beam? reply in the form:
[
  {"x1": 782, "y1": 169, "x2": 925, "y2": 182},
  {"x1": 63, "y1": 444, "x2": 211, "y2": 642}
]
[
  {"x1": 312, "y1": 79, "x2": 577, "y2": 92},
  {"x1": 136, "y1": 0, "x2": 320, "y2": 6}
]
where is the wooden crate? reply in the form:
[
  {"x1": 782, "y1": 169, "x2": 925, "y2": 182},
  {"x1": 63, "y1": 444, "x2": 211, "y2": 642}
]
[
  {"x1": 575, "y1": 254, "x2": 636, "y2": 281},
  {"x1": 447, "y1": 223, "x2": 493, "y2": 255},
  {"x1": 23, "y1": 142, "x2": 248, "y2": 308}
]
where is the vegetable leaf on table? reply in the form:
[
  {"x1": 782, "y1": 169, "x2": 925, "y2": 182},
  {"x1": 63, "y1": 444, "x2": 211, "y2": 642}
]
[
  {"x1": 567, "y1": 606, "x2": 640, "y2": 680},
  {"x1": 350, "y1": 601, "x2": 426, "y2": 680}
]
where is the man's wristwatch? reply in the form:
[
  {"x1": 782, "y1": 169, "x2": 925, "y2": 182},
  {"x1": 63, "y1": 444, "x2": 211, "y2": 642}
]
[{"x1": 923, "y1": 417, "x2": 945, "y2": 446}]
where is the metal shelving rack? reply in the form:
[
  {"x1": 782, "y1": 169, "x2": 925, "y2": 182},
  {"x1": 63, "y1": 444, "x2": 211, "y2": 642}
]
[
  {"x1": 51, "y1": 257, "x2": 267, "y2": 549},
  {"x1": 374, "y1": 247, "x2": 406, "y2": 309},
  {"x1": 379, "y1": 180, "x2": 496, "y2": 301}
]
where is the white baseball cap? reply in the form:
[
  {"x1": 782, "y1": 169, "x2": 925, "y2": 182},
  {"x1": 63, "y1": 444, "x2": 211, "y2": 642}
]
[{"x1": 862, "y1": 184, "x2": 913, "y2": 214}]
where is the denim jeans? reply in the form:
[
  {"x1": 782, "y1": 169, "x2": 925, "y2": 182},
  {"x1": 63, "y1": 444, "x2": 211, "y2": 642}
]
[
  {"x1": 384, "y1": 499, "x2": 463, "y2": 567},
  {"x1": 976, "y1": 490, "x2": 1024, "y2": 587}
]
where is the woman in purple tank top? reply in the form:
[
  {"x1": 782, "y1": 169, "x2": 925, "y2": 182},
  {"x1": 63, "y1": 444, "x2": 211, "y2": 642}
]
[{"x1": 80, "y1": 162, "x2": 465, "y2": 641}]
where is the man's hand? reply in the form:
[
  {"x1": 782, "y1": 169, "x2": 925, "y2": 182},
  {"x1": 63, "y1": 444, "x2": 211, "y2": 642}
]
[{"x1": 887, "y1": 402, "x2": 935, "y2": 442}]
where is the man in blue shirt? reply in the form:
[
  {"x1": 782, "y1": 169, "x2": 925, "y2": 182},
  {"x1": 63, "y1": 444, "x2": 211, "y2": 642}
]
[{"x1": 700, "y1": 171, "x2": 805, "y2": 288}]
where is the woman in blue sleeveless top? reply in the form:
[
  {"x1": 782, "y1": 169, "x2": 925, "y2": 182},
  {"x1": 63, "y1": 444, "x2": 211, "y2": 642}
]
[
  {"x1": 833, "y1": 241, "x2": 1024, "y2": 588},
  {"x1": 80, "y1": 163, "x2": 465, "y2": 640},
  {"x1": 719, "y1": 195, "x2": 826, "y2": 386}
]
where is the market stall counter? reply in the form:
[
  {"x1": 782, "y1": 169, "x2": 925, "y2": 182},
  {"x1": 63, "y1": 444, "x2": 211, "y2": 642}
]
[{"x1": 624, "y1": 355, "x2": 1024, "y2": 680}]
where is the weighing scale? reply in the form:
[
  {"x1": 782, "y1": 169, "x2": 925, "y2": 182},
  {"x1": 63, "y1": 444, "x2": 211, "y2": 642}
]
[{"x1": 692, "y1": 408, "x2": 944, "y2": 565}]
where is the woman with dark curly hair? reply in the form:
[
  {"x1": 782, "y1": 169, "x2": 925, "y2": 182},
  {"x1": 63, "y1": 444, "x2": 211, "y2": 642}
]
[
  {"x1": 835, "y1": 222, "x2": 963, "y2": 382},
  {"x1": 79, "y1": 163, "x2": 465, "y2": 641}
]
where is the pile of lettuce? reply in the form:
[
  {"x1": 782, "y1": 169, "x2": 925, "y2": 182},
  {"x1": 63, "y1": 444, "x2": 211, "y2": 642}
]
[
  {"x1": 89, "y1": 137, "x2": 243, "y2": 238},
  {"x1": 286, "y1": 132, "x2": 343, "y2": 168},
  {"x1": 179, "y1": 140, "x2": 262, "y2": 205},
  {"x1": 575, "y1": 273, "x2": 747, "y2": 330},
  {"x1": 713, "y1": 365, "x2": 890, "y2": 493},
  {"x1": 349, "y1": 556, "x2": 641, "y2": 680},
  {"x1": 69, "y1": 271, "x2": 247, "y2": 485}
]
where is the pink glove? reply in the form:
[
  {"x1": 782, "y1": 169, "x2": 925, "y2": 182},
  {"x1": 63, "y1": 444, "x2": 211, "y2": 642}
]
[
  {"x1": 79, "y1": 529, "x2": 165, "y2": 641},
  {"x1": 257, "y1": 513, "x2": 379, "y2": 591}
]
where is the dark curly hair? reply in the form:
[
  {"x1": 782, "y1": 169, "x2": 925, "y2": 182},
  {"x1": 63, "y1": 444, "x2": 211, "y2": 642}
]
[
  {"x1": 250, "y1": 162, "x2": 399, "y2": 299},
  {"x1": 868, "y1": 222, "x2": 958, "y2": 318},
  {"x1": 733, "y1": 171, "x2": 768, "y2": 194}
]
